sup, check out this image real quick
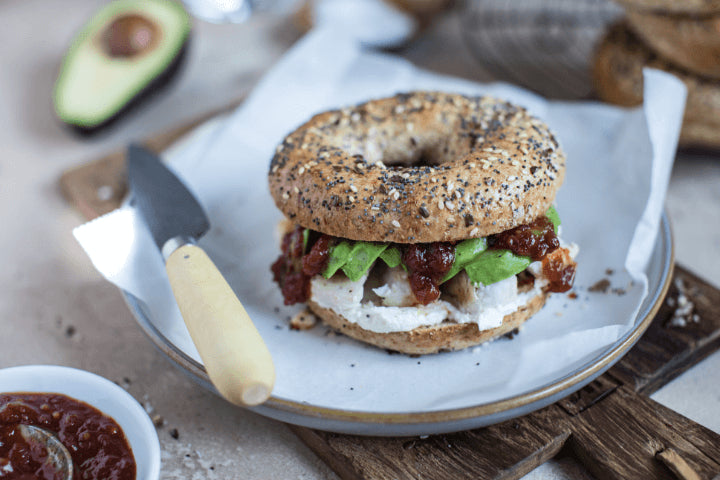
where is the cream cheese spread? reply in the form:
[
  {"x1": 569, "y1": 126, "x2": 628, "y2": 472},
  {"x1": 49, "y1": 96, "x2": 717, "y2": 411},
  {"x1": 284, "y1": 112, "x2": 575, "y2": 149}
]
[{"x1": 310, "y1": 240, "x2": 579, "y2": 334}]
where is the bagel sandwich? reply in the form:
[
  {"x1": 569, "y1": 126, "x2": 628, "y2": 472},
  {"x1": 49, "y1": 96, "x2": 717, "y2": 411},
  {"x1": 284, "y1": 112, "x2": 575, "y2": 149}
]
[{"x1": 268, "y1": 92, "x2": 578, "y2": 354}]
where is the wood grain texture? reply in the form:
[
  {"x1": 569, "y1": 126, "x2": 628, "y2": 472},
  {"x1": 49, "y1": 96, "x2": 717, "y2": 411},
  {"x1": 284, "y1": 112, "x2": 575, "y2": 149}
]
[
  {"x1": 567, "y1": 385, "x2": 720, "y2": 480},
  {"x1": 60, "y1": 112, "x2": 720, "y2": 480},
  {"x1": 60, "y1": 99, "x2": 240, "y2": 220},
  {"x1": 609, "y1": 268, "x2": 720, "y2": 395},
  {"x1": 291, "y1": 406, "x2": 572, "y2": 480}
]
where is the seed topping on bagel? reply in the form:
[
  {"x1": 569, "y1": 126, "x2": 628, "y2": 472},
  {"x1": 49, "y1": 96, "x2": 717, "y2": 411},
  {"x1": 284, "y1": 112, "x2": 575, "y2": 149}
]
[{"x1": 269, "y1": 92, "x2": 565, "y2": 244}]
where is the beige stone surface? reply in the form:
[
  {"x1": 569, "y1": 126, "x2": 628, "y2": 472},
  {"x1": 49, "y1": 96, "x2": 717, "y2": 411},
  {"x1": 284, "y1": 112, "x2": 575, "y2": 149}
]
[{"x1": 0, "y1": 1, "x2": 718, "y2": 479}]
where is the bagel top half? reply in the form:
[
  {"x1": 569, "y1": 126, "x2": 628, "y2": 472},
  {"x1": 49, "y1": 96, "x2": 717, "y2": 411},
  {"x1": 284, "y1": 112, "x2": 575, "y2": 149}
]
[{"x1": 268, "y1": 92, "x2": 566, "y2": 244}]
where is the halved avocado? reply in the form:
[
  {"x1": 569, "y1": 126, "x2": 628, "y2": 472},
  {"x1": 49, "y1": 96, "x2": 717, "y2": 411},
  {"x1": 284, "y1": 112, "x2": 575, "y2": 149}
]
[{"x1": 53, "y1": 0, "x2": 190, "y2": 134}]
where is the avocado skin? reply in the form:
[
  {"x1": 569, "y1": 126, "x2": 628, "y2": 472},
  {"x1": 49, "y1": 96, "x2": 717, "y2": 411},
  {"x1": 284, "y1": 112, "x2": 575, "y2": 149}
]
[{"x1": 66, "y1": 40, "x2": 189, "y2": 137}]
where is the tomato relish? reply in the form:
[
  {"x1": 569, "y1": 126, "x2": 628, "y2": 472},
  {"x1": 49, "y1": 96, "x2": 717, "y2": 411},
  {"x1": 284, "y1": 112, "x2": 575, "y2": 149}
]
[{"x1": 272, "y1": 215, "x2": 575, "y2": 305}]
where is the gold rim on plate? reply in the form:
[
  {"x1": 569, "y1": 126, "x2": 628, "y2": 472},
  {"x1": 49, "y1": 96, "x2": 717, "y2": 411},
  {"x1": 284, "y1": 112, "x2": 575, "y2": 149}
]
[{"x1": 125, "y1": 215, "x2": 673, "y2": 430}]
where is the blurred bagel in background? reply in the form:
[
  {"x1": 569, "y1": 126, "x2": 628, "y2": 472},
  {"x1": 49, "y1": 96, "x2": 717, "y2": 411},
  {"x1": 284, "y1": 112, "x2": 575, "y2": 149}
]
[
  {"x1": 613, "y1": 0, "x2": 720, "y2": 14},
  {"x1": 626, "y1": 9, "x2": 720, "y2": 79},
  {"x1": 593, "y1": 22, "x2": 720, "y2": 149}
]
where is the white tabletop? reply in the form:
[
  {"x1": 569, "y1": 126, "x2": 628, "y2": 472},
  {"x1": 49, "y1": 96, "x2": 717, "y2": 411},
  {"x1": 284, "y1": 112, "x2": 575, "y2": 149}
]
[{"x1": 1, "y1": 1, "x2": 718, "y2": 478}]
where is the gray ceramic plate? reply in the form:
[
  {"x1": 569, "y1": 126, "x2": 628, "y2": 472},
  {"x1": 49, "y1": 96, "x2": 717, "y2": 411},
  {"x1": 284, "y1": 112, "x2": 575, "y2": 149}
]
[{"x1": 122, "y1": 215, "x2": 672, "y2": 436}]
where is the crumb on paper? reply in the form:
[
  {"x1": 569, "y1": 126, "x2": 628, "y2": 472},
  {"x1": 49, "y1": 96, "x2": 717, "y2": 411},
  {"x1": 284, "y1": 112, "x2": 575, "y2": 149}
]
[
  {"x1": 589, "y1": 279, "x2": 611, "y2": 293},
  {"x1": 290, "y1": 309, "x2": 318, "y2": 330},
  {"x1": 605, "y1": 268, "x2": 614, "y2": 276}
]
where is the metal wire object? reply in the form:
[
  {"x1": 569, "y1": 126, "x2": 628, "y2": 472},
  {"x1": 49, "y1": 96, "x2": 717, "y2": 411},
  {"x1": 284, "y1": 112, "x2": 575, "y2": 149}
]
[{"x1": 460, "y1": 0, "x2": 622, "y2": 99}]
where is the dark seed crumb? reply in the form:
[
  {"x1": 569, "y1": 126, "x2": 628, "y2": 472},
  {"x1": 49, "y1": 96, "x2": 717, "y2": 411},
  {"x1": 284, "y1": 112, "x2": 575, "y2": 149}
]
[
  {"x1": 605, "y1": 268, "x2": 614, "y2": 275},
  {"x1": 504, "y1": 327, "x2": 520, "y2": 340},
  {"x1": 170, "y1": 428, "x2": 179, "y2": 440},
  {"x1": 123, "y1": 377, "x2": 131, "y2": 384},
  {"x1": 65, "y1": 326, "x2": 76, "y2": 338},
  {"x1": 568, "y1": 292, "x2": 578, "y2": 299},
  {"x1": 612, "y1": 288, "x2": 627, "y2": 296},
  {"x1": 589, "y1": 279, "x2": 611, "y2": 293}
]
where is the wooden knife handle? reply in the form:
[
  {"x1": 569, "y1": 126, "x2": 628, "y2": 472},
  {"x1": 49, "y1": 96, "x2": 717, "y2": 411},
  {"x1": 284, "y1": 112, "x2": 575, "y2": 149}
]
[{"x1": 165, "y1": 244, "x2": 275, "y2": 406}]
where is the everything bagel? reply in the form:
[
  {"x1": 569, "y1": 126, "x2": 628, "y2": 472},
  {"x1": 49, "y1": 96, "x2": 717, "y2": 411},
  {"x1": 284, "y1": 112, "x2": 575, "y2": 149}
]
[
  {"x1": 268, "y1": 92, "x2": 577, "y2": 354},
  {"x1": 269, "y1": 92, "x2": 566, "y2": 244}
]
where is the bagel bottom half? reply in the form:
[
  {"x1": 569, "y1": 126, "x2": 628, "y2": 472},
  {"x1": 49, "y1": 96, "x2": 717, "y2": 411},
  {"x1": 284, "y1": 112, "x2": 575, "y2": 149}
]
[{"x1": 307, "y1": 286, "x2": 548, "y2": 355}]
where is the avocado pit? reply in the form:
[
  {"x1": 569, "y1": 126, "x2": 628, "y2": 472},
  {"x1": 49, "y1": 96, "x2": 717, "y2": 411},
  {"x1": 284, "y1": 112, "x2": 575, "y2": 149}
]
[{"x1": 103, "y1": 14, "x2": 158, "y2": 57}]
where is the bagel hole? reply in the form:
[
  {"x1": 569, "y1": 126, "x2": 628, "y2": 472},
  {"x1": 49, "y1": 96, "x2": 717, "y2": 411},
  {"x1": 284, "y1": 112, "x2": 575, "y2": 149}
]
[{"x1": 386, "y1": 145, "x2": 452, "y2": 168}]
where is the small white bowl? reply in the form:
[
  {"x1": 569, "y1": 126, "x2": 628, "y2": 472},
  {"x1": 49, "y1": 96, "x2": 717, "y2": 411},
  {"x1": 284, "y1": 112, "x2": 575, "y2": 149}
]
[{"x1": 0, "y1": 365, "x2": 160, "y2": 480}]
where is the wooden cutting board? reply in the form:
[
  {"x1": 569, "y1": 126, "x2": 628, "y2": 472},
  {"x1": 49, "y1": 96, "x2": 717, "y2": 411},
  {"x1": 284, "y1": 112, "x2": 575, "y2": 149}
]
[{"x1": 60, "y1": 111, "x2": 720, "y2": 480}]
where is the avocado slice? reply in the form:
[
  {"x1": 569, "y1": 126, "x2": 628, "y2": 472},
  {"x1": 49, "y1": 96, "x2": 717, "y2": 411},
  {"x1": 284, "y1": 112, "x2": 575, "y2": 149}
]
[{"x1": 53, "y1": 0, "x2": 191, "y2": 134}]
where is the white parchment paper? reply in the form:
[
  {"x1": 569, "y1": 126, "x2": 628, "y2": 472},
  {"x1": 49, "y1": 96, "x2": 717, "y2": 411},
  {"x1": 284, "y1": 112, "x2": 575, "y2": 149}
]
[{"x1": 75, "y1": 28, "x2": 685, "y2": 413}]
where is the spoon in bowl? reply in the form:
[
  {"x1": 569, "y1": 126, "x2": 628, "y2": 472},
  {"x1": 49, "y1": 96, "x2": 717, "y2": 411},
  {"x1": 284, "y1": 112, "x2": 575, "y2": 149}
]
[{"x1": 18, "y1": 425, "x2": 73, "y2": 480}]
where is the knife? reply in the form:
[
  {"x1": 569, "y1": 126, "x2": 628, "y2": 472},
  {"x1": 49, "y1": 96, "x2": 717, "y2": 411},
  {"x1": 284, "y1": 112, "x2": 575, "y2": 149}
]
[{"x1": 127, "y1": 144, "x2": 275, "y2": 406}]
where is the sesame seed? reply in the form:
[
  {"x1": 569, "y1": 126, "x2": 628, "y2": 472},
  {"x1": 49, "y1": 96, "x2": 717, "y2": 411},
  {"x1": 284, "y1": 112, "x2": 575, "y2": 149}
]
[
  {"x1": 445, "y1": 201, "x2": 455, "y2": 210},
  {"x1": 392, "y1": 220, "x2": 401, "y2": 228},
  {"x1": 393, "y1": 191, "x2": 400, "y2": 201},
  {"x1": 438, "y1": 199, "x2": 445, "y2": 210},
  {"x1": 282, "y1": 192, "x2": 289, "y2": 200},
  {"x1": 350, "y1": 185, "x2": 358, "y2": 192},
  {"x1": 508, "y1": 176, "x2": 517, "y2": 181},
  {"x1": 470, "y1": 227, "x2": 479, "y2": 236},
  {"x1": 348, "y1": 195, "x2": 355, "y2": 203},
  {"x1": 298, "y1": 167, "x2": 305, "y2": 174},
  {"x1": 294, "y1": 187, "x2": 299, "y2": 194}
]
